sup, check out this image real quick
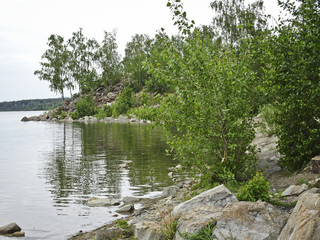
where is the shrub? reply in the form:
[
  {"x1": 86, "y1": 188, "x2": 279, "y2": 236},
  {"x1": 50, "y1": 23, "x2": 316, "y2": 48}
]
[
  {"x1": 237, "y1": 172, "x2": 270, "y2": 202},
  {"x1": 71, "y1": 96, "x2": 96, "y2": 119},
  {"x1": 115, "y1": 219, "x2": 134, "y2": 237},
  {"x1": 95, "y1": 105, "x2": 113, "y2": 119},
  {"x1": 113, "y1": 87, "x2": 136, "y2": 116},
  {"x1": 60, "y1": 111, "x2": 67, "y2": 120},
  {"x1": 70, "y1": 110, "x2": 80, "y2": 120}
]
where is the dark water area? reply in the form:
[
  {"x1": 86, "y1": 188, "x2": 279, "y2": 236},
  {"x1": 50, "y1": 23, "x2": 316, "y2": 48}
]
[{"x1": 0, "y1": 111, "x2": 178, "y2": 239}]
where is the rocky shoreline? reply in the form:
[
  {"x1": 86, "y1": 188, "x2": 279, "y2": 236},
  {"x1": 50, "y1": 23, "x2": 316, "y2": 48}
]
[
  {"x1": 67, "y1": 174, "x2": 320, "y2": 240},
  {"x1": 21, "y1": 113, "x2": 151, "y2": 124}
]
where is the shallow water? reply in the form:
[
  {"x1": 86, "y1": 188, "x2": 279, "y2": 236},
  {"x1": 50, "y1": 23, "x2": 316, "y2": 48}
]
[{"x1": 0, "y1": 111, "x2": 177, "y2": 239}]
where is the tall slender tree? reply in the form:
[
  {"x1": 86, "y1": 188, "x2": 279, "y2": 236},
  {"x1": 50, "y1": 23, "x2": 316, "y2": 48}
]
[
  {"x1": 34, "y1": 34, "x2": 69, "y2": 101},
  {"x1": 67, "y1": 28, "x2": 99, "y2": 94},
  {"x1": 122, "y1": 34, "x2": 153, "y2": 91},
  {"x1": 97, "y1": 30, "x2": 122, "y2": 87}
]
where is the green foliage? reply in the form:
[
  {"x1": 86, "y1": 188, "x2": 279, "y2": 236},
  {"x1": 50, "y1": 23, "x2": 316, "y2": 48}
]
[
  {"x1": 34, "y1": 34, "x2": 69, "y2": 100},
  {"x1": 237, "y1": 172, "x2": 270, "y2": 202},
  {"x1": 97, "y1": 30, "x2": 122, "y2": 87},
  {"x1": 160, "y1": 212, "x2": 178, "y2": 240},
  {"x1": 264, "y1": 0, "x2": 320, "y2": 170},
  {"x1": 122, "y1": 34, "x2": 152, "y2": 92},
  {"x1": 113, "y1": 87, "x2": 136, "y2": 117},
  {"x1": 95, "y1": 105, "x2": 113, "y2": 119},
  {"x1": 70, "y1": 110, "x2": 80, "y2": 120},
  {"x1": 210, "y1": 0, "x2": 269, "y2": 48},
  {"x1": 259, "y1": 104, "x2": 281, "y2": 136},
  {"x1": 71, "y1": 96, "x2": 96, "y2": 119},
  {"x1": 179, "y1": 221, "x2": 216, "y2": 240},
  {"x1": 115, "y1": 219, "x2": 134, "y2": 237},
  {"x1": 35, "y1": 29, "x2": 122, "y2": 97},
  {"x1": 136, "y1": 0, "x2": 264, "y2": 186},
  {"x1": 147, "y1": 6, "x2": 257, "y2": 183},
  {"x1": 60, "y1": 111, "x2": 67, "y2": 120}
]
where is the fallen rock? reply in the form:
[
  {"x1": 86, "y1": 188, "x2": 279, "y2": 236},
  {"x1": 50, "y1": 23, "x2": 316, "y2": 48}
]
[
  {"x1": 116, "y1": 204, "x2": 135, "y2": 213},
  {"x1": 96, "y1": 227, "x2": 122, "y2": 240},
  {"x1": 87, "y1": 197, "x2": 120, "y2": 207},
  {"x1": 123, "y1": 196, "x2": 141, "y2": 205},
  {"x1": 133, "y1": 221, "x2": 163, "y2": 240},
  {"x1": 281, "y1": 184, "x2": 309, "y2": 197},
  {"x1": 175, "y1": 206, "x2": 221, "y2": 240},
  {"x1": 172, "y1": 184, "x2": 237, "y2": 239},
  {"x1": 107, "y1": 92, "x2": 117, "y2": 101},
  {"x1": 214, "y1": 201, "x2": 289, "y2": 240},
  {"x1": 278, "y1": 192, "x2": 320, "y2": 240},
  {"x1": 0, "y1": 222, "x2": 22, "y2": 234},
  {"x1": 162, "y1": 186, "x2": 179, "y2": 198},
  {"x1": 172, "y1": 184, "x2": 237, "y2": 219}
]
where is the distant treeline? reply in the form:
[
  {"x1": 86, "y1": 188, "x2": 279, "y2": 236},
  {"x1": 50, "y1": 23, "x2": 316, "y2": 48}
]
[{"x1": 0, "y1": 98, "x2": 63, "y2": 111}]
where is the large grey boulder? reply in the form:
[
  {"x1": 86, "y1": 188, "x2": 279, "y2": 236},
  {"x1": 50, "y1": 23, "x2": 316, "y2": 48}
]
[
  {"x1": 213, "y1": 201, "x2": 289, "y2": 240},
  {"x1": 116, "y1": 204, "x2": 135, "y2": 213},
  {"x1": 87, "y1": 197, "x2": 120, "y2": 207},
  {"x1": 162, "y1": 186, "x2": 179, "y2": 198},
  {"x1": 123, "y1": 196, "x2": 141, "y2": 205},
  {"x1": 172, "y1": 184, "x2": 237, "y2": 239},
  {"x1": 172, "y1": 184, "x2": 237, "y2": 219},
  {"x1": 0, "y1": 222, "x2": 22, "y2": 234},
  {"x1": 281, "y1": 184, "x2": 309, "y2": 197},
  {"x1": 278, "y1": 192, "x2": 320, "y2": 240}
]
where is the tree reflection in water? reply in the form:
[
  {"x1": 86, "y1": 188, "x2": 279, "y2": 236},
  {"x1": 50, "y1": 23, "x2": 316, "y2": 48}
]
[{"x1": 41, "y1": 122, "x2": 178, "y2": 209}]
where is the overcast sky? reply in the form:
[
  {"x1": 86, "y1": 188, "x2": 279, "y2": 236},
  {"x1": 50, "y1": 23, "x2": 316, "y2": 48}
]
[{"x1": 0, "y1": 0, "x2": 280, "y2": 102}]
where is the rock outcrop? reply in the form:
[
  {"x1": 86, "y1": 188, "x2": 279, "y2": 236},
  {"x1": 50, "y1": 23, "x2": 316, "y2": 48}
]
[
  {"x1": 278, "y1": 192, "x2": 320, "y2": 240},
  {"x1": 281, "y1": 183, "x2": 309, "y2": 197},
  {"x1": 172, "y1": 184, "x2": 238, "y2": 239},
  {"x1": 116, "y1": 204, "x2": 135, "y2": 214},
  {"x1": 87, "y1": 197, "x2": 120, "y2": 207},
  {"x1": 172, "y1": 184, "x2": 237, "y2": 218},
  {"x1": 214, "y1": 201, "x2": 289, "y2": 240}
]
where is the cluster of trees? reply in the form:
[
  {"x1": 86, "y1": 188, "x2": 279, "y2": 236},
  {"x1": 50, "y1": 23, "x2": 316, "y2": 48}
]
[
  {"x1": 34, "y1": 29, "x2": 179, "y2": 100},
  {"x1": 0, "y1": 98, "x2": 63, "y2": 111},
  {"x1": 35, "y1": 0, "x2": 319, "y2": 186},
  {"x1": 142, "y1": 0, "x2": 319, "y2": 185}
]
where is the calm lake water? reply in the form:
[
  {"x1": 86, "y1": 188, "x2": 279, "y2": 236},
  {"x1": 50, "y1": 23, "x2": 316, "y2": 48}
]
[{"x1": 0, "y1": 111, "x2": 178, "y2": 239}]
